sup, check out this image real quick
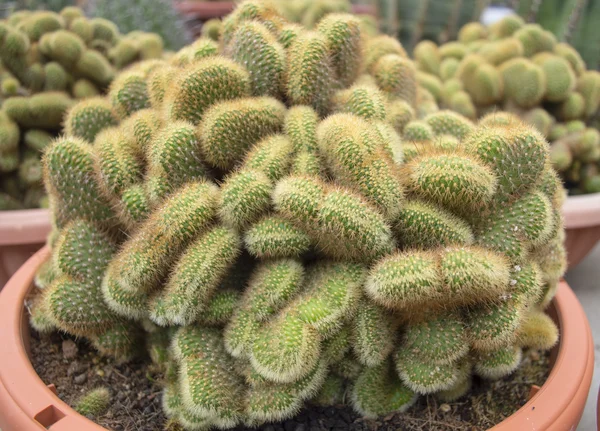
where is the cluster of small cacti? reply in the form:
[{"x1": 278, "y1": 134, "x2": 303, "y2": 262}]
[
  {"x1": 0, "y1": 6, "x2": 166, "y2": 210},
  {"x1": 29, "y1": 1, "x2": 565, "y2": 429},
  {"x1": 405, "y1": 14, "x2": 600, "y2": 194},
  {"x1": 513, "y1": 0, "x2": 600, "y2": 70}
]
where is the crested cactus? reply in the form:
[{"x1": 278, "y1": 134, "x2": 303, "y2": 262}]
[{"x1": 30, "y1": 2, "x2": 566, "y2": 430}]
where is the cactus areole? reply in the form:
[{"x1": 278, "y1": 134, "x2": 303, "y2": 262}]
[{"x1": 21, "y1": 1, "x2": 570, "y2": 429}]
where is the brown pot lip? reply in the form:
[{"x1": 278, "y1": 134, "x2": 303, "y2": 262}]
[
  {"x1": 0, "y1": 247, "x2": 593, "y2": 430},
  {"x1": 0, "y1": 209, "x2": 51, "y2": 246},
  {"x1": 563, "y1": 192, "x2": 600, "y2": 229}
]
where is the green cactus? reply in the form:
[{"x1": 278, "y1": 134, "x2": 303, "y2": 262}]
[
  {"x1": 499, "y1": 58, "x2": 546, "y2": 109},
  {"x1": 4, "y1": 92, "x2": 74, "y2": 130},
  {"x1": 94, "y1": 127, "x2": 144, "y2": 199},
  {"x1": 517, "y1": 309, "x2": 559, "y2": 350},
  {"x1": 533, "y1": 53, "x2": 576, "y2": 102},
  {"x1": 424, "y1": 110, "x2": 474, "y2": 139},
  {"x1": 396, "y1": 350, "x2": 468, "y2": 394},
  {"x1": 317, "y1": 113, "x2": 404, "y2": 219},
  {"x1": 0, "y1": 112, "x2": 20, "y2": 174},
  {"x1": 149, "y1": 226, "x2": 241, "y2": 326},
  {"x1": 352, "y1": 299, "x2": 397, "y2": 366},
  {"x1": 116, "y1": 184, "x2": 150, "y2": 229},
  {"x1": 165, "y1": 57, "x2": 250, "y2": 125},
  {"x1": 64, "y1": 97, "x2": 118, "y2": 143},
  {"x1": 317, "y1": 13, "x2": 362, "y2": 88},
  {"x1": 394, "y1": 200, "x2": 474, "y2": 249},
  {"x1": 91, "y1": 323, "x2": 143, "y2": 362},
  {"x1": 226, "y1": 21, "x2": 285, "y2": 97},
  {"x1": 333, "y1": 85, "x2": 387, "y2": 121},
  {"x1": 284, "y1": 105, "x2": 318, "y2": 152},
  {"x1": 351, "y1": 360, "x2": 416, "y2": 418},
  {"x1": 201, "y1": 19, "x2": 222, "y2": 42},
  {"x1": 403, "y1": 152, "x2": 497, "y2": 213},
  {"x1": 576, "y1": 71, "x2": 600, "y2": 118},
  {"x1": 363, "y1": 35, "x2": 407, "y2": 73},
  {"x1": 514, "y1": 24, "x2": 556, "y2": 58},
  {"x1": 474, "y1": 346, "x2": 522, "y2": 380},
  {"x1": 274, "y1": 175, "x2": 395, "y2": 261},
  {"x1": 175, "y1": 327, "x2": 244, "y2": 428},
  {"x1": 465, "y1": 122, "x2": 548, "y2": 198},
  {"x1": 372, "y1": 54, "x2": 417, "y2": 108},
  {"x1": 199, "y1": 97, "x2": 286, "y2": 170},
  {"x1": 43, "y1": 137, "x2": 116, "y2": 226},
  {"x1": 74, "y1": 387, "x2": 111, "y2": 417},
  {"x1": 108, "y1": 71, "x2": 150, "y2": 118},
  {"x1": 103, "y1": 181, "x2": 219, "y2": 295},
  {"x1": 146, "y1": 121, "x2": 207, "y2": 205},
  {"x1": 286, "y1": 31, "x2": 334, "y2": 115}
]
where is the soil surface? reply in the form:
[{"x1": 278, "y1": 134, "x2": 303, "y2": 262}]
[{"x1": 31, "y1": 329, "x2": 551, "y2": 431}]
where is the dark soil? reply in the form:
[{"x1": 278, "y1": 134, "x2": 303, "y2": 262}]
[{"x1": 30, "y1": 328, "x2": 551, "y2": 431}]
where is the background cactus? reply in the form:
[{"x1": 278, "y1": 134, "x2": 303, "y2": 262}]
[
  {"x1": 28, "y1": 1, "x2": 566, "y2": 430},
  {"x1": 0, "y1": 6, "x2": 167, "y2": 210},
  {"x1": 85, "y1": 0, "x2": 190, "y2": 51},
  {"x1": 374, "y1": 10, "x2": 600, "y2": 196}
]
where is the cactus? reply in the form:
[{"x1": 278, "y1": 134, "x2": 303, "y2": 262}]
[
  {"x1": 372, "y1": 54, "x2": 417, "y2": 107},
  {"x1": 286, "y1": 31, "x2": 334, "y2": 115},
  {"x1": 0, "y1": 6, "x2": 167, "y2": 210},
  {"x1": 28, "y1": 3, "x2": 567, "y2": 429},
  {"x1": 533, "y1": 53, "x2": 576, "y2": 102},
  {"x1": 5, "y1": 92, "x2": 74, "y2": 130},
  {"x1": 74, "y1": 387, "x2": 111, "y2": 417},
  {"x1": 86, "y1": 0, "x2": 189, "y2": 51},
  {"x1": 226, "y1": 21, "x2": 285, "y2": 97},
  {"x1": 164, "y1": 58, "x2": 250, "y2": 125},
  {"x1": 317, "y1": 13, "x2": 362, "y2": 88},
  {"x1": 64, "y1": 97, "x2": 118, "y2": 143},
  {"x1": 149, "y1": 227, "x2": 241, "y2": 326},
  {"x1": 146, "y1": 121, "x2": 207, "y2": 205},
  {"x1": 316, "y1": 113, "x2": 404, "y2": 219},
  {"x1": 43, "y1": 137, "x2": 116, "y2": 226}
]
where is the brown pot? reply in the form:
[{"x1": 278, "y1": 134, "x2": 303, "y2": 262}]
[
  {"x1": 0, "y1": 248, "x2": 593, "y2": 430},
  {"x1": 0, "y1": 209, "x2": 51, "y2": 289},
  {"x1": 173, "y1": 1, "x2": 376, "y2": 19},
  {"x1": 563, "y1": 193, "x2": 600, "y2": 269}
]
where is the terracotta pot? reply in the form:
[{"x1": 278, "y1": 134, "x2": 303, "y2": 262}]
[
  {"x1": 0, "y1": 209, "x2": 51, "y2": 289},
  {"x1": 0, "y1": 247, "x2": 593, "y2": 430},
  {"x1": 562, "y1": 193, "x2": 600, "y2": 269},
  {"x1": 173, "y1": 1, "x2": 376, "y2": 19}
]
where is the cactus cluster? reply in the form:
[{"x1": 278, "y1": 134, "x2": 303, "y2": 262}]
[
  {"x1": 0, "y1": 6, "x2": 166, "y2": 210},
  {"x1": 29, "y1": 1, "x2": 565, "y2": 429},
  {"x1": 404, "y1": 14, "x2": 600, "y2": 194}
]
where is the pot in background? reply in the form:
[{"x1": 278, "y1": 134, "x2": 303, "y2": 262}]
[
  {"x1": 0, "y1": 209, "x2": 51, "y2": 288},
  {"x1": 563, "y1": 193, "x2": 600, "y2": 269}
]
